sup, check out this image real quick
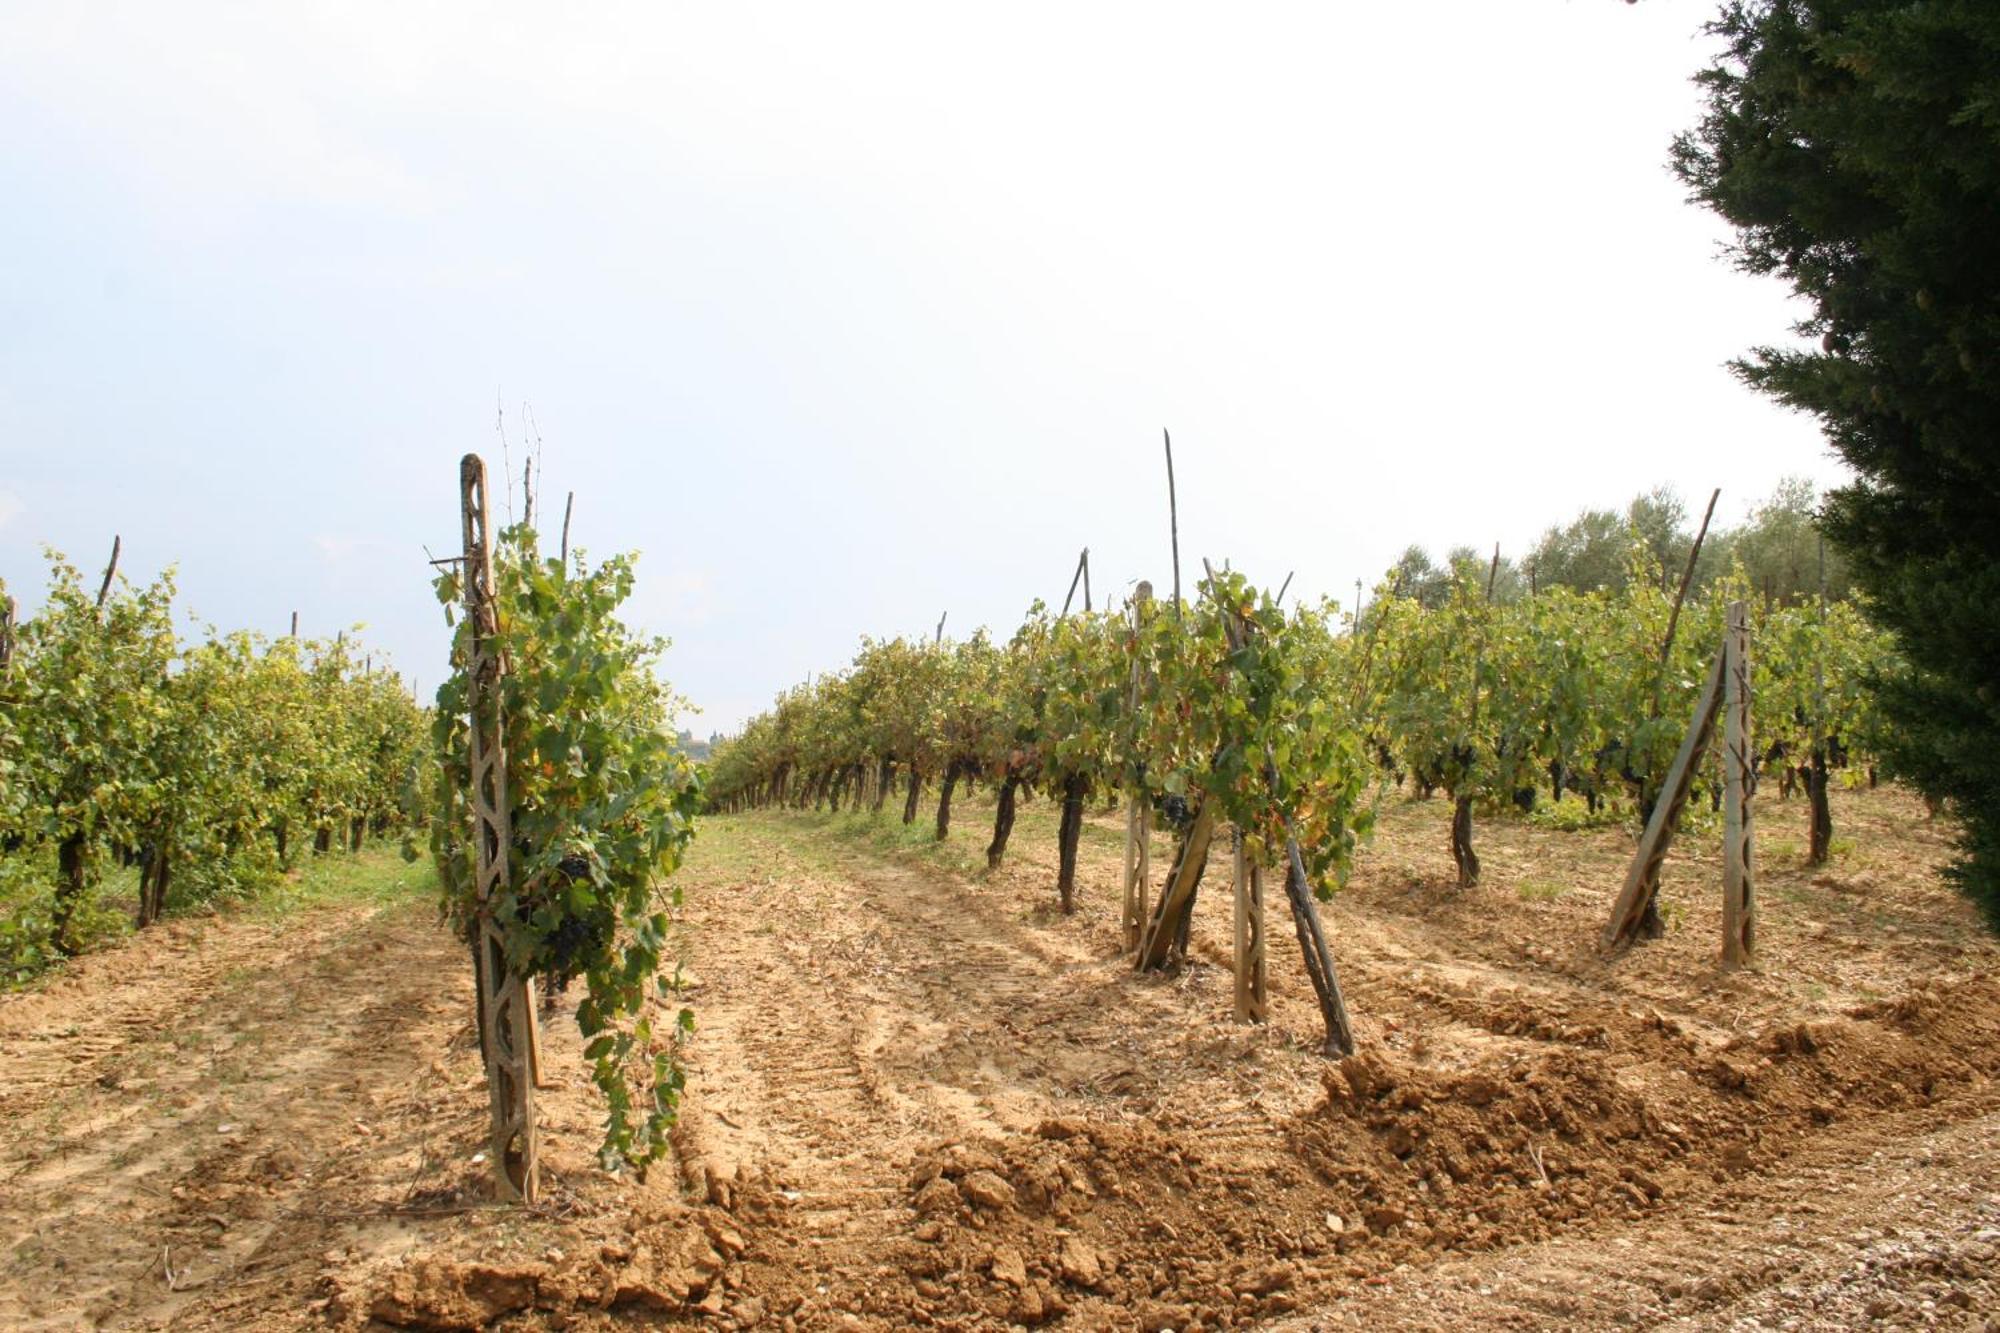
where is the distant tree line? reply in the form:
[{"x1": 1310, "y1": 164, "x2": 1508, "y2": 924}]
[{"x1": 1382, "y1": 478, "x2": 1848, "y2": 611}]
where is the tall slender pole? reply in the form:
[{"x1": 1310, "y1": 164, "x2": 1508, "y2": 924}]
[
  {"x1": 1660, "y1": 488, "x2": 1721, "y2": 676},
  {"x1": 96, "y1": 535, "x2": 122, "y2": 610},
  {"x1": 1722, "y1": 600, "x2": 1755, "y2": 965},
  {"x1": 1122, "y1": 582, "x2": 1154, "y2": 955},
  {"x1": 1164, "y1": 429, "x2": 1182, "y2": 619},
  {"x1": 461, "y1": 454, "x2": 539, "y2": 1203},
  {"x1": 560, "y1": 491, "x2": 575, "y2": 565},
  {"x1": 1061, "y1": 548, "x2": 1088, "y2": 619}
]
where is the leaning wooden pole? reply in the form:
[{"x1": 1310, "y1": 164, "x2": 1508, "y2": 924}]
[
  {"x1": 1281, "y1": 832, "x2": 1354, "y2": 1057},
  {"x1": 1721, "y1": 600, "x2": 1756, "y2": 966},
  {"x1": 1137, "y1": 800, "x2": 1215, "y2": 970},
  {"x1": 1603, "y1": 644, "x2": 1726, "y2": 952},
  {"x1": 460, "y1": 453, "x2": 539, "y2": 1203},
  {"x1": 96, "y1": 535, "x2": 122, "y2": 611}
]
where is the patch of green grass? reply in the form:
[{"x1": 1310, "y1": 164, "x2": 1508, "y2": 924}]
[
  {"x1": 1516, "y1": 880, "x2": 1568, "y2": 902},
  {"x1": 248, "y1": 843, "x2": 437, "y2": 920},
  {"x1": 1525, "y1": 792, "x2": 1627, "y2": 832}
]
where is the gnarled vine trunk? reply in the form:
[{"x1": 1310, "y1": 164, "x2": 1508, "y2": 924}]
[
  {"x1": 136, "y1": 846, "x2": 171, "y2": 928},
  {"x1": 51, "y1": 833, "x2": 87, "y2": 956},
  {"x1": 1807, "y1": 747, "x2": 1834, "y2": 865},
  {"x1": 902, "y1": 768, "x2": 923, "y2": 825},
  {"x1": 874, "y1": 757, "x2": 895, "y2": 813},
  {"x1": 1450, "y1": 795, "x2": 1480, "y2": 888},
  {"x1": 1057, "y1": 773, "x2": 1088, "y2": 914},
  {"x1": 935, "y1": 761, "x2": 961, "y2": 841},
  {"x1": 987, "y1": 774, "x2": 1020, "y2": 869}
]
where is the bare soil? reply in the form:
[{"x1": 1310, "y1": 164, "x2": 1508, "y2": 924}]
[{"x1": 3, "y1": 786, "x2": 1997, "y2": 1331}]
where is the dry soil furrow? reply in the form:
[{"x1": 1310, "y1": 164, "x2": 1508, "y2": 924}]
[{"x1": 0, "y1": 899, "x2": 460, "y2": 1332}]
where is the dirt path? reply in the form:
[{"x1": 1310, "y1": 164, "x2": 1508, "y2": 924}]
[
  {"x1": 2, "y1": 788, "x2": 1997, "y2": 1330},
  {"x1": 0, "y1": 882, "x2": 469, "y2": 1330}
]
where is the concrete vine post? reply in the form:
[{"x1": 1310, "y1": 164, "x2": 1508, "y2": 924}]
[{"x1": 460, "y1": 453, "x2": 540, "y2": 1203}]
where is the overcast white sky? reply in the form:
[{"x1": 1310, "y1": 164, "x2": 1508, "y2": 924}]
[{"x1": 0, "y1": 2, "x2": 1844, "y2": 733}]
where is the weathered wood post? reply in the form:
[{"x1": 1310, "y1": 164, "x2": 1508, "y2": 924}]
[
  {"x1": 1602, "y1": 645, "x2": 1724, "y2": 952},
  {"x1": 96, "y1": 535, "x2": 122, "y2": 610},
  {"x1": 461, "y1": 453, "x2": 539, "y2": 1203},
  {"x1": 1232, "y1": 827, "x2": 1268, "y2": 1022},
  {"x1": 1122, "y1": 581, "x2": 1154, "y2": 954},
  {"x1": 0, "y1": 594, "x2": 15, "y2": 674},
  {"x1": 1722, "y1": 600, "x2": 1756, "y2": 966},
  {"x1": 1137, "y1": 800, "x2": 1215, "y2": 970}
]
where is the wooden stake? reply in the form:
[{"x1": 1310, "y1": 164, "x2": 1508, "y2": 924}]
[
  {"x1": 1082, "y1": 548, "x2": 1092, "y2": 613},
  {"x1": 1232, "y1": 827, "x2": 1268, "y2": 1022},
  {"x1": 560, "y1": 491, "x2": 575, "y2": 565},
  {"x1": 935, "y1": 611, "x2": 947, "y2": 644},
  {"x1": 1280, "y1": 833, "x2": 1354, "y2": 1057},
  {"x1": 0, "y1": 595, "x2": 15, "y2": 674},
  {"x1": 1137, "y1": 799, "x2": 1215, "y2": 970},
  {"x1": 1722, "y1": 600, "x2": 1755, "y2": 966},
  {"x1": 96, "y1": 535, "x2": 121, "y2": 610},
  {"x1": 1164, "y1": 428, "x2": 1181, "y2": 619},
  {"x1": 1659, "y1": 488, "x2": 1720, "y2": 681},
  {"x1": 290, "y1": 610, "x2": 299, "y2": 638},
  {"x1": 1061, "y1": 548, "x2": 1088, "y2": 619},
  {"x1": 1603, "y1": 644, "x2": 1726, "y2": 952},
  {"x1": 1122, "y1": 582, "x2": 1154, "y2": 954},
  {"x1": 461, "y1": 454, "x2": 539, "y2": 1203}
]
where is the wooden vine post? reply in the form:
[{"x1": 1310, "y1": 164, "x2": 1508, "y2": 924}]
[
  {"x1": 1121, "y1": 582, "x2": 1154, "y2": 954},
  {"x1": 1231, "y1": 827, "x2": 1268, "y2": 1022},
  {"x1": 460, "y1": 453, "x2": 540, "y2": 1203},
  {"x1": 1721, "y1": 600, "x2": 1756, "y2": 966},
  {"x1": 1602, "y1": 600, "x2": 1756, "y2": 965},
  {"x1": 1137, "y1": 801, "x2": 1215, "y2": 969},
  {"x1": 0, "y1": 594, "x2": 15, "y2": 674}
]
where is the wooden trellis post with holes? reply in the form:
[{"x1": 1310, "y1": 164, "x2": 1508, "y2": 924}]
[
  {"x1": 1231, "y1": 827, "x2": 1268, "y2": 1021},
  {"x1": 1720, "y1": 601, "x2": 1756, "y2": 966},
  {"x1": 1122, "y1": 582, "x2": 1154, "y2": 954},
  {"x1": 1603, "y1": 600, "x2": 1756, "y2": 965},
  {"x1": 461, "y1": 454, "x2": 540, "y2": 1203}
]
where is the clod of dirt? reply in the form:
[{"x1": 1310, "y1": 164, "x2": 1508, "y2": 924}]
[
  {"x1": 1058, "y1": 1234, "x2": 1107, "y2": 1288},
  {"x1": 366, "y1": 1259, "x2": 544, "y2": 1331},
  {"x1": 960, "y1": 1169, "x2": 1018, "y2": 1211},
  {"x1": 987, "y1": 1245, "x2": 1028, "y2": 1288}
]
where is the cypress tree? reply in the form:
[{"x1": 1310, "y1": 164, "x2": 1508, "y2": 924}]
[{"x1": 1672, "y1": 0, "x2": 2000, "y2": 921}]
